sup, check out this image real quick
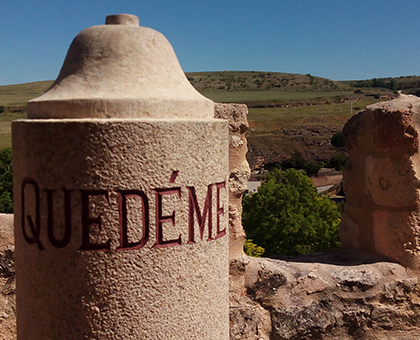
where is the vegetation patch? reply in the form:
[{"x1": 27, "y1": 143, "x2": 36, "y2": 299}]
[
  {"x1": 243, "y1": 169, "x2": 341, "y2": 256},
  {"x1": 0, "y1": 148, "x2": 13, "y2": 213}
]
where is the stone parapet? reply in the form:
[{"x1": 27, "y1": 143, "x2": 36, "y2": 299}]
[
  {"x1": 341, "y1": 94, "x2": 420, "y2": 271},
  {"x1": 229, "y1": 251, "x2": 420, "y2": 340},
  {"x1": 214, "y1": 103, "x2": 250, "y2": 259}
]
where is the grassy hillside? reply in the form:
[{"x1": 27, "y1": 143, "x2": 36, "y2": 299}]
[
  {"x1": 1, "y1": 72, "x2": 418, "y2": 166},
  {"x1": 0, "y1": 81, "x2": 52, "y2": 106},
  {"x1": 185, "y1": 71, "x2": 351, "y2": 93}
]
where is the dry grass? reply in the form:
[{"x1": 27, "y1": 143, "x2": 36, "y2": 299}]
[{"x1": 247, "y1": 97, "x2": 382, "y2": 133}]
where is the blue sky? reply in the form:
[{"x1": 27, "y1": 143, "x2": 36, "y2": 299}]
[{"x1": 1, "y1": 0, "x2": 419, "y2": 85}]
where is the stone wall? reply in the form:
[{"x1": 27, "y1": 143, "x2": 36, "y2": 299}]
[
  {"x1": 214, "y1": 103, "x2": 250, "y2": 259},
  {"x1": 227, "y1": 95, "x2": 420, "y2": 339},
  {"x1": 230, "y1": 250, "x2": 420, "y2": 340},
  {"x1": 341, "y1": 94, "x2": 420, "y2": 272}
]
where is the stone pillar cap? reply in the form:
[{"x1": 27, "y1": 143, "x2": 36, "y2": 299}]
[{"x1": 28, "y1": 14, "x2": 213, "y2": 119}]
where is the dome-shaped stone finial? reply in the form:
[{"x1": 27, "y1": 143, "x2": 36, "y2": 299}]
[{"x1": 27, "y1": 14, "x2": 213, "y2": 119}]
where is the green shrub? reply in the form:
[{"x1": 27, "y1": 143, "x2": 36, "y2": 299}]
[
  {"x1": 281, "y1": 151, "x2": 306, "y2": 170},
  {"x1": 243, "y1": 169, "x2": 341, "y2": 256},
  {"x1": 302, "y1": 161, "x2": 322, "y2": 176},
  {"x1": 281, "y1": 151, "x2": 321, "y2": 176},
  {"x1": 0, "y1": 148, "x2": 13, "y2": 213},
  {"x1": 244, "y1": 239, "x2": 265, "y2": 257},
  {"x1": 329, "y1": 154, "x2": 348, "y2": 171}
]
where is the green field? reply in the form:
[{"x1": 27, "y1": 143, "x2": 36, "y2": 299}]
[
  {"x1": 247, "y1": 96, "x2": 380, "y2": 133},
  {"x1": 0, "y1": 111, "x2": 26, "y2": 149},
  {"x1": 201, "y1": 90, "x2": 354, "y2": 103}
]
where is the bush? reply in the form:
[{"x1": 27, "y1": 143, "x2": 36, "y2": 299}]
[
  {"x1": 244, "y1": 239, "x2": 265, "y2": 257},
  {"x1": 0, "y1": 148, "x2": 13, "y2": 213},
  {"x1": 0, "y1": 106, "x2": 4, "y2": 114},
  {"x1": 329, "y1": 154, "x2": 348, "y2": 171},
  {"x1": 281, "y1": 151, "x2": 306, "y2": 170},
  {"x1": 243, "y1": 169, "x2": 341, "y2": 256},
  {"x1": 302, "y1": 161, "x2": 322, "y2": 176},
  {"x1": 282, "y1": 151, "x2": 321, "y2": 176}
]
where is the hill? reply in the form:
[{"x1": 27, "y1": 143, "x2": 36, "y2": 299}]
[
  {"x1": 1, "y1": 72, "x2": 419, "y2": 167},
  {"x1": 186, "y1": 71, "x2": 351, "y2": 93},
  {"x1": 0, "y1": 81, "x2": 52, "y2": 107}
]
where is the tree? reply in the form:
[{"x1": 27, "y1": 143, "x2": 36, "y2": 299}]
[
  {"x1": 328, "y1": 154, "x2": 348, "y2": 171},
  {"x1": 0, "y1": 148, "x2": 13, "y2": 213},
  {"x1": 388, "y1": 78, "x2": 399, "y2": 91},
  {"x1": 242, "y1": 169, "x2": 341, "y2": 256},
  {"x1": 281, "y1": 151, "x2": 305, "y2": 170},
  {"x1": 281, "y1": 151, "x2": 321, "y2": 176},
  {"x1": 302, "y1": 161, "x2": 322, "y2": 176}
]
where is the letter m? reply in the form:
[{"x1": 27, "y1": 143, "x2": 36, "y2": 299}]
[{"x1": 187, "y1": 184, "x2": 213, "y2": 244}]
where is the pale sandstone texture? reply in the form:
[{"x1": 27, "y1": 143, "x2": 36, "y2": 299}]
[
  {"x1": 229, "y1": 251, "x2": 420, "y2": 340},
  {"x1": 341, "y1": 94, "x2": 420, "y2": 271},
  {"x1": 214, "y1": 103, "x2": 250, "y2": 259},
  {"x1": 13, "y1": 14, "x2": 229, "y2": 340},
  {"x1": 28, "y1": 14, "x2": 213, "y2": 119},
  {"x1": 4, "y1": 213, "x2": 420, "y2": 340}
]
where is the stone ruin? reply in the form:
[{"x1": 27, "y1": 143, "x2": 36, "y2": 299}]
[
  {"x1": 341, "y1": 94, "x2": 420, "y2": 271},
  {"x1": 2, "y1": 12, "x2": 420, "y2": 340},
  {"x1": 229, "y1": 95, "x2": 420, "y2": 340}
]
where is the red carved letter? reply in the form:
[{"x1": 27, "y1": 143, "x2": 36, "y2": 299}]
[
  {"x1": 215, "y1": 182, "x2": 226, "y2": 239},
  {"x1": 116, "y1": 190, "x2": 150, "y2": 250},
  {"x1": 45, "y1": 189, "x2": 73, "y2": 248},
  {"x1": 80, "y1": 190, "x2": 111, "y2": 251},
  {"x1": 187, "y1": 184, "x2": 213, "y2": 244},
  {"x1": 21, "y1": 178, "x2": 44, "y2": 250},
  {"x1": 153, "y1": 188, "x2": 182, "y2": 249}
]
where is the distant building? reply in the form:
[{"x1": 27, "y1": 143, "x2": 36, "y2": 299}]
[{"x1": 247, "y1": 181, "x2": 261, "y2": 195}]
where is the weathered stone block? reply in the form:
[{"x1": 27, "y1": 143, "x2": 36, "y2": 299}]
[{"x1": 342, "y1": 94, "x2": 420, "y2": 271}]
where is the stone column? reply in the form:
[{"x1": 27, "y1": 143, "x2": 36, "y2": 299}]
[
  {"x1": 341, "y1": 94, "x2": 420, "y2": 272},
  {"x1": 214, "y1": 103, "x2": 250, "y2": 259},
  {"x1": 13, "y1": 14, "x2": 229, "y2": 340}
]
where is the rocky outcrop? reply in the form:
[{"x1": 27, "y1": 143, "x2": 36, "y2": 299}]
[
  {"x1": 230, "y1": 250, "x2": 420, "y2": 339},
  {"x1": 341, "y1": 94, "x2": 420, "y2": 272},
  {"x1": 215, "y1": 103, "x2": 250, "y2": 259}
]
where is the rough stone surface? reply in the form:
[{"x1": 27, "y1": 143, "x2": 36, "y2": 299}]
[
  {"x1": 4, "y1": 217, "x2": 420, "y2": 339},
  {"x1": 229, "y1": 250, "x2": 420, "y2": 340},
  {"x1": 214, "y1": 103, "x2": 250, "y2": 259},
  {"x1": 341, "y1": 94, "x2": 420, "y2": 271},
  {"x1": 13, "y1": 119, "x2": 229, "y2": 340}
]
